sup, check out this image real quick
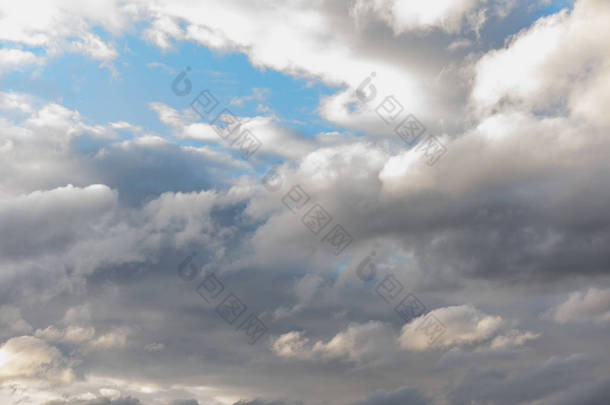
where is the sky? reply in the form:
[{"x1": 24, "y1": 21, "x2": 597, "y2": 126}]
[{"x1": 1, "y1": 0, "x2": 610, "y2": 404}]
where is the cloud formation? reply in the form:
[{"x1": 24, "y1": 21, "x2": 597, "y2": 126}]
[
  {"x1": 1, "y1": 1, "x2": 610, "y2": 404},
  {"x1": 548, "y1": 287, "x2": 610, "y2": 324}
]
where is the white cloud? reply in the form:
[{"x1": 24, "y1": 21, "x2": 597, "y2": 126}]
[
  {"x1": 143, "y1": 15, "x2": 185, "y2": 49},
  {"x1": 489, "y1": 329, "x2": 541, "y2": 349},
  {"x1": 150, "y1": 101, "x2": 315, "y2": 159},
  {"x1": 0, "y1": 3, "x2": 609, "y2": 403},
  {"x1": 0, "y1": 91, "x2": 34, "y2": 113},
  {"x1": 351, "y1": 0, "x2": 486, "y2": 34},
  {"x1": 0, "y1": 91, "x2": 252, "y2": 300},
  {"x1": 273, "y1": 308, "x2": 540, "y2": 363},
  {"x1": 230, "y1": 88, "x2": 269, "y2": 107},
  {"x1": 144, "y1": 342, "x2": 164, "y2": 352},
  {"x1": 471, "y1": 0, "x2": 610, "y2": 126},
  {"x1": 0, "y1": 336, "x2": 74, "y2": 383},
  {"x1": 89, "y1": 328, "x2": 130, "y2": 349},
  {"x1": 472, "y1": 9, "x2": 568, "y2": 111},
  {"x1": 0, "y1": 48, "x2": 43, "y2": 73},
  {"x1": 272, "y1": 321, "x2": 396, "y2": 363},
  {"x1": 67, "y1": 32, "x2": 118, "y2": 61},
  {"x1": 36, "y1": 325, "x2": 96, "y2": 344},
  {"x1": 34, "y1": 304, "x2": 131, "y2": 350},
  {"x1": 136, "y1": 0, "x2": 439, "y2": 137},
  {"x1": 99, "y1": 387, "x2": 122, "y2": 400},
  {"x1": 145, "y1": 62, "x2": 176, "y2": 74},
  {"x1": 35, "y1": 305, "x2": 94, "y2": 344},
  {"x1": 399, "y1": 305, "x2": 539, "y2": 351},
  {"x1": 548, "y1": 287, "x2": 610, "y2": 324},
  {"x1": 109, "y1": 121, "x2": 143, "y2": 132},
  {"x1": 0, "y1": 1, "x2": 124, "y2": 64}
]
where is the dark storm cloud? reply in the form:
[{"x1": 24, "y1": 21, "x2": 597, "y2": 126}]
[
  {"x1": 77, "y1": 135, "x2": 236, "y2": 206},
  {"x1": 348, "y1": 386, "x2": 431, "y2": 405},
  {"x1": 537, "y1": 377, "x2": 610, "y2": 405},
  {"x1": 44, "y1": 398, "x2": 143, "y2": 405},
  {"x1": 2, "y1": 1, "x2": 610, "y2": 405},
  {"x1": 447, "y1": 354, "x2": 604, "y2": 405},
  {"x1": 259, "y1": 126, "x2": 610, "y2": 284},
  {"x1": 233, "y1": 400, "x2": 302, "y2": 405}
]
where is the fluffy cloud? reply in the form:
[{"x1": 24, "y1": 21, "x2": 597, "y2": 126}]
[
  {"x1": 350, "y1": 0, "x2": 486, "y2": 34},
  {"x1": 399, "y1": 305, "x2": 539, "y2": 351},
  {"x1": 0, "y1": 0, "x2": 127, "y2": 61},
  {"x1": 0, "y1": 184, "x2": 117, "y2": 260},
  {"x1": 88, "y1": 329, "x2": 130, "y2": 349},
  {"x1": 548, "y1": 287, "x2": 610, "y2": 324},
  {"x1": 272, "y1": 322, "x2": 396, "y2": 363},
  {"x1": 245, "y1": 105, "x2": 610, "y2": 283},
  {"x1": 0, "y1": 336, "x2": 74, "y2": 383},
  {"x1": 33, "y1": 304, "x2": 131, "y2": 350},
  {"x1": 273, "y1": 305, "x2": 538, "y2": 363},
  {"x1": 0, "y1": 48, "x2": 43, "y2": 73},
  {"x1": 1, "y1": 1, "x2": 610, "y2": 404},
  {"x1": 150, "y1": 102, "x2": 314, "y2": 159},
  {"x1": 472, "y1": 0, "x2": 610, "y2": 126},
  {"x1": 36, "y1": 325, "x2": 96, "y2": 344}
]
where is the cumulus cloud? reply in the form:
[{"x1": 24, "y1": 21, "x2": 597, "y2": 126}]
[
  {"x1": 150, "y1": 102, "x2": 314, "y2": 159},
  {"x1": 36, "y1": 325, "x2": 96, "y2": 344},
  {"x1": 273, "y1": 306, "x2": 537, "y2": 362},
  {"x1": 0, "y1": 184, "x2": 117, "y2": 259},
  {"x1": 272, "y1": 322, "x2": 396, "y2": 363},
  {"x1": 32, "y1": 305, "x2": 131, "y2": 350},
  {"x1": 399, "y1": 305, "x2": 539, "y2": 351},
  {"x1": 1, "y1": 1, "x2": 609, "y2": 404},
  {"x1": 0, "y1": 336, "x2": 74, "y2": 383},
  {"x1": 0, "y1": 0, "x2": 127, "y2": 62},
  {"x1": 472, "y1": 0, "x2": 610, "y2": 126},
  {"x1": 547, "y1": 287, "x2": 610, "y2": 324},
  {"x1": 0, "y1": 48, "x2": 43, "y2": 73},
  {"x1": 89, "y1": 329, "x2": 130, "y2": 349},
  {"x1": 351, "y1": 0, "x2": 486, "y2": 34},
  {"x1": 143, "y1": 15, "x2": 185, "y2": 50}
]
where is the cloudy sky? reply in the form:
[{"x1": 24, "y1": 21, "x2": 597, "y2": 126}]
[{"x1": 1, "y1": 0, "x2": 610, "y2": 404}]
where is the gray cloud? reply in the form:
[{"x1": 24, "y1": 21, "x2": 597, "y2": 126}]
[
  {"x1": 447, "y1": 354, "x2": 604, "y2": 405},
  {"x1": 44, "y1": 399, "x2": 143, "y2": 405},
  {"x1": 2, "y1": 1, "x2": 610, "y2": 405},
  {"x1": 233, "y1": 400, "x2": 301, "y2": 405},
  {"x1": 348, "y1": 386, "x2": 431, "y2": 405}
]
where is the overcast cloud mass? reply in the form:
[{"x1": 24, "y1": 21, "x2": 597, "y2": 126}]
[{"x1": 1, "y1": 0, "x2": 609, "y2": 404}]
